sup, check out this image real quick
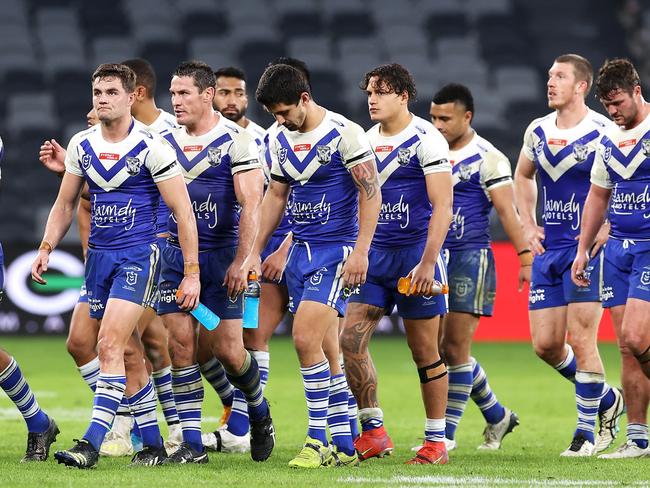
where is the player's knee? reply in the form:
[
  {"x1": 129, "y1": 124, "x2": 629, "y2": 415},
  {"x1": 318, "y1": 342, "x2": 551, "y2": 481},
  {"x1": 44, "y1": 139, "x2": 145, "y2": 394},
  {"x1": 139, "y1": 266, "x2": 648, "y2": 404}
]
[
  {"x1": 532, "y1": 336, "x2": 564, "y2": 363},
  {"x1": 417, "y1": 359, "x2": 447, "y2": 384},
  {"x1": 97, "y1": 338, "x2": 124, "y2": 364},
  {"x1": 623, "y1": 329, "x2": 650, "y2": 361},
  {"x1": 66, "y1": 335, "x2": 93, "y2": 361},
  {"x1": 292, "y1": 328, "x2": 316, "y2": 355}
]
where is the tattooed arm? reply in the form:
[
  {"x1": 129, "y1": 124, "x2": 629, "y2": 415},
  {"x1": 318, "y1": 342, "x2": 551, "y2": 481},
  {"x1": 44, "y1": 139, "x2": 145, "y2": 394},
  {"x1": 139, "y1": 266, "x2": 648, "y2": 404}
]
[{"x1": 341, "y1": 158, "x2": 382, "y2": 287}]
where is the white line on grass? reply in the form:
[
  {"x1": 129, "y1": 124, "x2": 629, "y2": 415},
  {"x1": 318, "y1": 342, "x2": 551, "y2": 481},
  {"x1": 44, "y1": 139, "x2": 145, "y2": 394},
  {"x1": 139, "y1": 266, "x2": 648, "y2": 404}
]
[{"x1": 340, "y1": 475, "x2": 648, "y2": 487}]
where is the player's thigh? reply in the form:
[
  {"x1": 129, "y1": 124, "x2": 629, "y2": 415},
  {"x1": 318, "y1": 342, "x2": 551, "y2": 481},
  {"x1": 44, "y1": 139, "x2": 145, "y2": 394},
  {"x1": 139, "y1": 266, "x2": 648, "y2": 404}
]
[
  {"x1": 566, "y1": 300, "x2": 602, "y2": 336},
  {"x1": 137, "y1": 306, "x2": 156, "y2": 337},
  {"x1": 293, "y1": 300, "x2": 339, "y2": 351},
  {"x1": 340, "y1": 301, "x2": 384, "y2": 354},
  {"x1": 243, "y1": 282, "x2": 288, "y2": 350},
  {"x1": 205, "y1": 318, "x2": 245, "y2": 364},
  {"x1": 608, "y1": 305, "x2": 625, "y2": 340},
  {"x1": 403, "y1": 316, "x2": 442, "y2": 363},
  {"x1": 441, "y1": 311, "x2": 480, "y2": 363},
  {"x1": 161, "y1": 311, "x2": 197, "y2": 360},
  {"x1": 621, "y1": 298, "x2": 650, "y2": 353},
  {"x1": 529, "y1": 306, "x2": 567, "y2": 351},
  {"x1": 98, "y1": 298, "x2": 146, "y2": 347}
]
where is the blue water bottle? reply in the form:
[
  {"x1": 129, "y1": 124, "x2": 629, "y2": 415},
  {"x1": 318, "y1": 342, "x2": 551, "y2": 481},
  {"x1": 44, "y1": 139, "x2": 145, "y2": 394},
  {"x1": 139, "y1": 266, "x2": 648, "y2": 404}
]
[
  {"x1": 177, "y1": 290, "x2": 221, "y2": 330},
  {"x1": 242, "y1": 271, "x2": 260, "y2": 329}
]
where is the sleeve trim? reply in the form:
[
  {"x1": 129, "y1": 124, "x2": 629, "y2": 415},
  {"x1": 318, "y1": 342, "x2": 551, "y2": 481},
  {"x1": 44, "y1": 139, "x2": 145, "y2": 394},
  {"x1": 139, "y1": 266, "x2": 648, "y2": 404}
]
[{"x1": 485, "y1": 175, "x2": 513, "y2": 188}]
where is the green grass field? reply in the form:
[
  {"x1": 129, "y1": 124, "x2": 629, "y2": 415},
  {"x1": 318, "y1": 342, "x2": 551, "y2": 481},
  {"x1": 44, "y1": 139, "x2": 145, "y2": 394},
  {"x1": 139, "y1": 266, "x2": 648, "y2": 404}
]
[{"x1": 0, "y1": 337, "x2": 647, "y2": 487}]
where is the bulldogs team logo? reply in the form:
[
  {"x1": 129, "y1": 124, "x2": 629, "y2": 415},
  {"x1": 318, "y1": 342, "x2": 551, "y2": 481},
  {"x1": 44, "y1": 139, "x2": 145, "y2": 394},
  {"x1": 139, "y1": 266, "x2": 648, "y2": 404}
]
[
  {"x1": 207, "y1": 147, "x2": 222, "y2": 167},
  {"x1": 397, "y1": 148, "x2": 411, "y2": 166},
  {"x1": 535, "y1": 140, "x2": 545, "y2": 156},
  {"x1": 277, "y1": 147, "x2": 288, "y2": 165},
  {"x1": 642, "y1": 139, "x2": 650, "y2": 157},
  {"x1": 458, "y1": 163, "x2": 472, "y2": 182},
  {"x1": 572, "y1": 143, "x2": 589, "y2": 163},
  {"x1": 125, "y1": 271, "x2": 138, "y2": 286},
  {"x1": 603, "y1": 146, "x2": 612, "y2": 164},
  {"x1": 125, "y1": 157, "x2": 142, "y2": 176},
  {"x1": 81, "y1": 153, "x2": 92, "y2": 170},
  {"x1": 316, "y1": 145, "x2": 331, "y2": 165}
]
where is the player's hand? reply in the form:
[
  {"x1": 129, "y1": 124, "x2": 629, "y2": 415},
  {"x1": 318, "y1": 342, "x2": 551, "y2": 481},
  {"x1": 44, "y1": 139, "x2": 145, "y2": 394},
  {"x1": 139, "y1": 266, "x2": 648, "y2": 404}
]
[
  {"x1": 242, "y1": 253, "x2": 262, "y2": 278},
  {"x1": 571, "y1": 251, "x2": 591, "y2": 287},
  {"x1": 176, "y1": 274, "x2": 200, "y2": 311},
  {"x1": 524, "y1": 223, "x2": 545, "y2": 256},
  {"x1": 589, "y1": 221, "x2": 610, "y2": 258},
  {"x1": 262, "y1": 247, "x2": 288, "y2": 283},
  {"x1": 406, "y1": 259, "x2": 436, "y2": 296},
  {"x1": 518, "y1": 264, "x2": 531, "y2": 292},
  {"x1": 39, "y1": 139, "x2": 66, "y2": 176},
  {"x1": 30, "y1": 251, "x2": 50, "y2": 285},
  {"x1": 341, "y1": 248, "x2": 368, "y2": 288},
  {"x1": 223, "y1": 257, "x2": 247, "y2": 300}
]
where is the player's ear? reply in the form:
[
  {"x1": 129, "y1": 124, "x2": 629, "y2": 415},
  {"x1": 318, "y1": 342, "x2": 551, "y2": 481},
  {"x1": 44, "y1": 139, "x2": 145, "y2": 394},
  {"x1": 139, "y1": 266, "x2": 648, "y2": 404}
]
[
  {"x1": 300, "y1": 92, "x2": 311, "y2": 105},
  {"x1": 204, "y1": 86, "x2": 215, "y2": 103}
]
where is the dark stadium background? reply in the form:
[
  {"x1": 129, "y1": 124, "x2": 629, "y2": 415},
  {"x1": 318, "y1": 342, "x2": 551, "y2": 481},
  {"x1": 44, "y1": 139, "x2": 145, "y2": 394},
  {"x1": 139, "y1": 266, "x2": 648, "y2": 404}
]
[{"x1": 0, "y1": 0, "x2": 644, "y2": 337}]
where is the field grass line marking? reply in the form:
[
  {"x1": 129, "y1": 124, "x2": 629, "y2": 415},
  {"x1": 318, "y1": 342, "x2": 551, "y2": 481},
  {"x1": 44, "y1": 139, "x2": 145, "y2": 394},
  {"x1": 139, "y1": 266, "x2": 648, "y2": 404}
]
[{"x1": 340, "y1": 475, "x2": 649, "y2": 487}]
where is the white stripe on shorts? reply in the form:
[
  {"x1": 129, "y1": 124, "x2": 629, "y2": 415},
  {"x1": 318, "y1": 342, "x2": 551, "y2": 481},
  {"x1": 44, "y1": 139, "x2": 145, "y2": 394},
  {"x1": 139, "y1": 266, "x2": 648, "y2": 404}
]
[{"x1": 327, "y1": 245, "x2": 353, "y2": 308}]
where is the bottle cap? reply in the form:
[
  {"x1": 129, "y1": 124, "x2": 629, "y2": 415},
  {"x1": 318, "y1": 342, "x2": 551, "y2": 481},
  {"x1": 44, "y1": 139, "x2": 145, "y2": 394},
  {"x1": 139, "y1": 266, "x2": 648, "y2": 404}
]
[{"x1": 248, "y1": 270, "x2": 258, "y2": 281}]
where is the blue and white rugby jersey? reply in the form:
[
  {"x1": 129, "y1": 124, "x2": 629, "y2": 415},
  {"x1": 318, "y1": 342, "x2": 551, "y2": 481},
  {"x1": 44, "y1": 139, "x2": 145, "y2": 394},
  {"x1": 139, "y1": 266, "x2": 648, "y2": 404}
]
[
  {"x1": 444, "y1": 132, "x2": 512, "y2": 250},
  {"x1": 162, "y1": 114, "x2": 261, "y2": 251},
  {"x1": 264, "y1": 121, "x2": 292, "y2": 238},
  {"x1": 367, "y1": 115, "x2": 451, "y2": 250},
  {"x1": 522, "y1": 110, "x2": 611, "y2": 249},
  {"x1": 150, "y1": 109, "x2": 180, "y2": 235},
  {"x1": 591, "y1": 112, "x2": 650, "y2": 240},
  {"x1": 64, "y1": 119, "x2": 180, "y2": 250},
  {"x1": 269, "y1": 110, "x2": 374, "y2": 245}
]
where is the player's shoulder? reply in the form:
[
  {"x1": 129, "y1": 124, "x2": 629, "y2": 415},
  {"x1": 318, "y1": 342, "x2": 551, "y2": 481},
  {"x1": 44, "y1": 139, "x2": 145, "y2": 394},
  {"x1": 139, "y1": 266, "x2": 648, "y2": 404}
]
[
  {"x1": 326, "y1": 110, "x2": 365, "y2": 138},
  {"x1": 524, "y1": 112, "x2": 555, "y2": 134},
  {"x1": 152, "y1": 109, "x2": 180, "y2": 132},
  {"x1": 410, "y1": 115, "x2": 447, "y2": 144},
  {"x1": 474, "y1": 132, "x2": 508, "y2": 162},
  {"x1": 245, "y1": 119, "x2": 266, "y2": 140},
  {"x1": 586, "y1": 109, "x2": 612, "y2": 131},
  {"x1": 69, "y1": 124, "x2": 99, "y2": 146}
]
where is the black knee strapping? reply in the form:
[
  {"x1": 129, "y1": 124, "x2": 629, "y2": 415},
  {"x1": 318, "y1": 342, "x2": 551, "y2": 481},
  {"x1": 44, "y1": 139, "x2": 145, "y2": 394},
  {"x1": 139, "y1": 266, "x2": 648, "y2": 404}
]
[
  {"x1": 418, "y1": 359, "x2": 447, "y2": 383},
  {"x1": 636, "y1": 345, "x2": 650, "y2": 364}
]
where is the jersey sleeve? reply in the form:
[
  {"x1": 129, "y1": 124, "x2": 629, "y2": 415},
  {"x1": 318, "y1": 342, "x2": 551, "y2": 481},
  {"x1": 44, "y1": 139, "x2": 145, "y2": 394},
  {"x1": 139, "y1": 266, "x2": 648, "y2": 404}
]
[
  {"x1": 229, "y1": 130, "x2": 262, "y2": 175},
  {"x1": 521, "y1": 120, "x2": 537, "y2": 161},
  {"x1": 64, "y1": 134, "x2": 84, "y2": 177},
  {"x1": 144, "y1": 132, "x2": 180, "y2": 183},
  {"x1": 417, "y1": 130, "x2": 451, "y2": 175},
  {"x1": 590, "y1": 138, "x2": 613, "y2": 189},
  {"x1": 481, "y1": 149, "x2": 513, "y2": 190},
  {"x1": 338, "y1": 121, "x2": 374, "y2": 170}
]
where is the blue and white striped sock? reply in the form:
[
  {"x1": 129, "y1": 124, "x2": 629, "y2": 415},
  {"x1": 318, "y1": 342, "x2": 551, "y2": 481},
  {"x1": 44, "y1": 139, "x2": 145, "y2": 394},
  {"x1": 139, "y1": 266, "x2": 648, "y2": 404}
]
[
  {"x1": 574, "y1": 371, "x2": 604, "y2": 443},
  {"x1": 226, "y1": 390, "x2": 249, "y2": 436},
  {"x1": 128, "y1": 379, "x2": 162, "y2": 449},
  {"x1": 598, "y1": 383, "x2": 616, "y2": 413},
  {"x1": 83, "y1": 373, "x2": 126, "y2": 450},
  {"x1": 328, "y1": 374, "x2": 354, "y2": 455},
  {"x1": 0, "y1": 357, "x2": 50, "y2": 433},
  {"x1": 302, "y1": 360, "x2": 330, "y2": 444},
  {"x1": 338, "y1": 354, "x2": 359, "y2": 439},
  {"x1": 359, "y1": 408, "x2": 383, "y2": 431},
  {"x1": 78, "y1": 356, "x2": 100, "y2": 392},
  {"x1": 227, "y1": 352, "x2": 268, "y2": 421},
  {"x1": 470, "y1": 357, "x2": 506, "y2": 424},
  {"x1": 250, "y1": 350, "x2": 270, "y2": 390},
  {"x1": 446, "y1": 362, "x2": 473, "y2": 440},
  {"x1": 200, "y1": 358, "x2": 234, "y2": 407},
  {"x1": 172, "y1": 364, "x2": 204, "y2": 452},
  {"x1": 627, "y1": 423, "x2": 649, "y2": 449},
  {"x1": 152, "y1": 367, "x2": 179, "y2": 426},
  {"x1": 425, "y1": 418, "x2": 446, "y2": 443},
  {"x1": 554, "y1": 345, "x2": 577, "y2": 383}
]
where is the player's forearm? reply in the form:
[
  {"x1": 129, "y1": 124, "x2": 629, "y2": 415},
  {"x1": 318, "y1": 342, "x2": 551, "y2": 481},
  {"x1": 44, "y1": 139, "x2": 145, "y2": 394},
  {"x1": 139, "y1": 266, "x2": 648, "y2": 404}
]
[
  {"x1": 174, "y1": 205, "x2": 199, "y2": 265},
  {"x1": 234, "y1": 203, "x2": 260, "y2": 262},
  {"x1": 252, "y1": 193, "x2": 287, "y2": 255},
  {"x1": 577, "y1": 186, "x2": 610, "y2": 254},
  {"x1": 513, "y1": 174, "x2": 538, "y2": 227},
  {"x1": 355, "y1": 191, "x2": 381, "y2": 253},
  {"x1": 496, "y1": 204, "x2": 529, "y2": 253},
  {"x1": 420, "y1": 205, "x2": 453, "y2": 265},
  {"x1": 77, "y1": 198, "x2": 91, "y2": 259},
  {"x1": 41, "y1": 199, "x2": 78, "y2": 249}
]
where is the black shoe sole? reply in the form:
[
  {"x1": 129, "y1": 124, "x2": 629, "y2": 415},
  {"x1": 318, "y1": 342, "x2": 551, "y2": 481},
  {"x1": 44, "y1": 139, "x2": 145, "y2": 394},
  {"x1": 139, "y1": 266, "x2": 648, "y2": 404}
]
[{"x1": 54, "y1": 451, "x2": 97, "y2": 469}]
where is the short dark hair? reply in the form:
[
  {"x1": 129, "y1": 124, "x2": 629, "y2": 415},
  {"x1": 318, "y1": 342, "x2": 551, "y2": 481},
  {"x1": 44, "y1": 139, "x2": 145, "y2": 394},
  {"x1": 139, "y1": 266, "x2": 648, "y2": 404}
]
[
  {"x1": 214, "y1": 66, "x2": 246, "y2": 83},
  {"x1": 596, "y1": 58, "x2": 641, "y2": 99},
  {"x1": 92, "y1": 63, "x2": 136, "y2": 93},
  {"x1": 432, "y1": 83, "x2": 475, "y2": 114},
  {"x1": 554, "y1": 53, "x2": 593, "y2": 94},
  {"x1": 173, "y1": 60, "x2": 216, "y2": 93},
  {"x1": 360, "y1": 63, "x2": 416, "y2": 101},
  {"x1": 269, "y1": 57, "x2": 311, "y2": 89},
  {"x1": 256, "y1": 64, "x2": 311, "y2": 107},
  {"x1": 121, "y1": 58, "x2": 156, "y2": 98}
]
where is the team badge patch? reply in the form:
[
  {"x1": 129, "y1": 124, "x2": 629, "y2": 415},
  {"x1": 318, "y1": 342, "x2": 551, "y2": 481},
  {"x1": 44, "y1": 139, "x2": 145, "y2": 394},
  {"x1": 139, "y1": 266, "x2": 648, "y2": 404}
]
[
  {"x1": 316, "y1": 145, "x2": 331, "y2": 165},
  {"x1": 572, "y1": 143, "x2": 589, "y2": 163},
  {"x1": 535, "y1": 140, "x2": 544, "y2": 156},
  {"x1": 397, "y1": 148, "x2": 411, "y2": 166},
  {"x1": 277, "y1": 147, "x2": 288, "y2": 165},
  {"x1": 81, "y1": 153, "x2": 92, "y2": 170},
  {"x1": 642, "y1": 139, "x2": 650, "y2": 157},
  {"x1": 126, "y1": 271, "x2": 138, "y2": 286},
  {"x1": 310, "y1": 267, "x2": 327, "y2": 286},
  {"x1": 207, "y1": 147, "x2": 222, "y2": 167},
  {"x1": 458, "y1": 163, "x2": 472, "y2": 182},
  {"x1": 603, "y1": 146, "x2": 612, "y2": 164},
  {"x1": 125, "y1": 157, "x2": 142, "y2": 176},
  {"x1": 641, "y1": 270, "x2": 650, "y2": 286}
]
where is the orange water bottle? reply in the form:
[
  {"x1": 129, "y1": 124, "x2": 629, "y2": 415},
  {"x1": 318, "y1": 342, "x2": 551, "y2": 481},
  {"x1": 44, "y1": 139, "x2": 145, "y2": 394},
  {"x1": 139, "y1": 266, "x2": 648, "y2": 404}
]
[{"x1": 397, "y1": 277, "x2": 449, "y2": 296}]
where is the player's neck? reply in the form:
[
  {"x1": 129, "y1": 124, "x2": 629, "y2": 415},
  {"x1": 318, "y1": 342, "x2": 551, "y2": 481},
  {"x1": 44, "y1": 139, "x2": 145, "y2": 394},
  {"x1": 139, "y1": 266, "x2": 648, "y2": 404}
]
[
  {"x1": 133, "y1": 101, "x2": 161, "y2": 126},
  {"x1": 555, "y1": 100, "x2": 588, "y2": 129},
  {"x1": 236, "y1": 117, "x2": 250, "y2": 130},
  {"x1": 449, "y1": 128, "x2": 474, "y2": 151},
  {"x1": 185, "y1": 110, "x2": 220, "y2": 137},
  {"x1": 299, "y1": 104, "x2": 326, "y2": 133},
  {"x1": 379, "y1": 111, "x2": 412, "y2": 137},
  {"x1": 100, "y1": 115, "x2": 133, "y2": 143}
]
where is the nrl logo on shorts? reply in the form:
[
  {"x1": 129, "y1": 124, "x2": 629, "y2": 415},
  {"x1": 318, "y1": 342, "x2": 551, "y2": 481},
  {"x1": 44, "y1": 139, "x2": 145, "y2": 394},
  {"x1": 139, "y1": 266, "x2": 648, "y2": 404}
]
[
  {"x1": 125, "y1": 271, "x2": 138, "y2": 286},
  {"x1": 641, "y1": 270, "x2": 650, "y2": 286},
  {"x1": 397, "y1": 148, "x2": 411, "y2": 166},
  {"x1": 642, "y1": 139, "x2": 650, "y2": 157},
  {"x1": 125, "y1": 157, "x2": 143, "y2": 176},
  {"x1": 316, "y1": 145, "x2": 331, "y2": 165},
  {"x1": 277, "y1": 147, "x2": 288, "y2": 165},
  {"x1": 81, "y1": 153, "x2": 92, "y2": 170},
  {"x1": 207, "y1": 147, "x2": 222, "y2": 167},
  {"x1": 572, "y1": 143, "x2": 589, "y2": 163},
  {"x1": 458, "y1": 163, "x2": 472, "y2": 182}
]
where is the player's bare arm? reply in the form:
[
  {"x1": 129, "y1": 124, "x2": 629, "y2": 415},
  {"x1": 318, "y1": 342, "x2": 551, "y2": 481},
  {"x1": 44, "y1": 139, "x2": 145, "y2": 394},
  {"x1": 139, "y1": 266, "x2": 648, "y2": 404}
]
[
  {"x1": 261, "y1": 231, "x2": 292, "y2": 282},
  {"x1": 31, "y1": 172, "x2": 85, "y2": 284},
  {"x1": 343, "y1": 158, "x2": 382, "y2": 287},
  {"x1": 490, "y1": 184, "x2": 532, "y2": 291},
  {"x1": 157, "y1": 174, "x2": 200, "y2": 310},
  {"x1": 514, "y1": 151, "x2": 545, "y2": 255},
  {"x1": 408, "y1": 171, "x2": 453, "y2": 295},
  {"x1": 39, "y1": 139, "x2": 66, "y2": 176},
  {"x1": 225, "y1": 167, "x2": 264, "y2": 297}
]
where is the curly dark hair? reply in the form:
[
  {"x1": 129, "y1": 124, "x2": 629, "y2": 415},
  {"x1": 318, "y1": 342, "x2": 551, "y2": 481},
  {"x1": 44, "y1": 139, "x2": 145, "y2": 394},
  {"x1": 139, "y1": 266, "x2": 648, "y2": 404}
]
[
  {"x1": 596, "y1": 58, "x2": 640, "y2": 100},
  {"x1": 359, "y1": 63, "x2": 417, "y2": 101},
  {"x1": 173, "y1": 60, "x2": 216, "y2": 93}
]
